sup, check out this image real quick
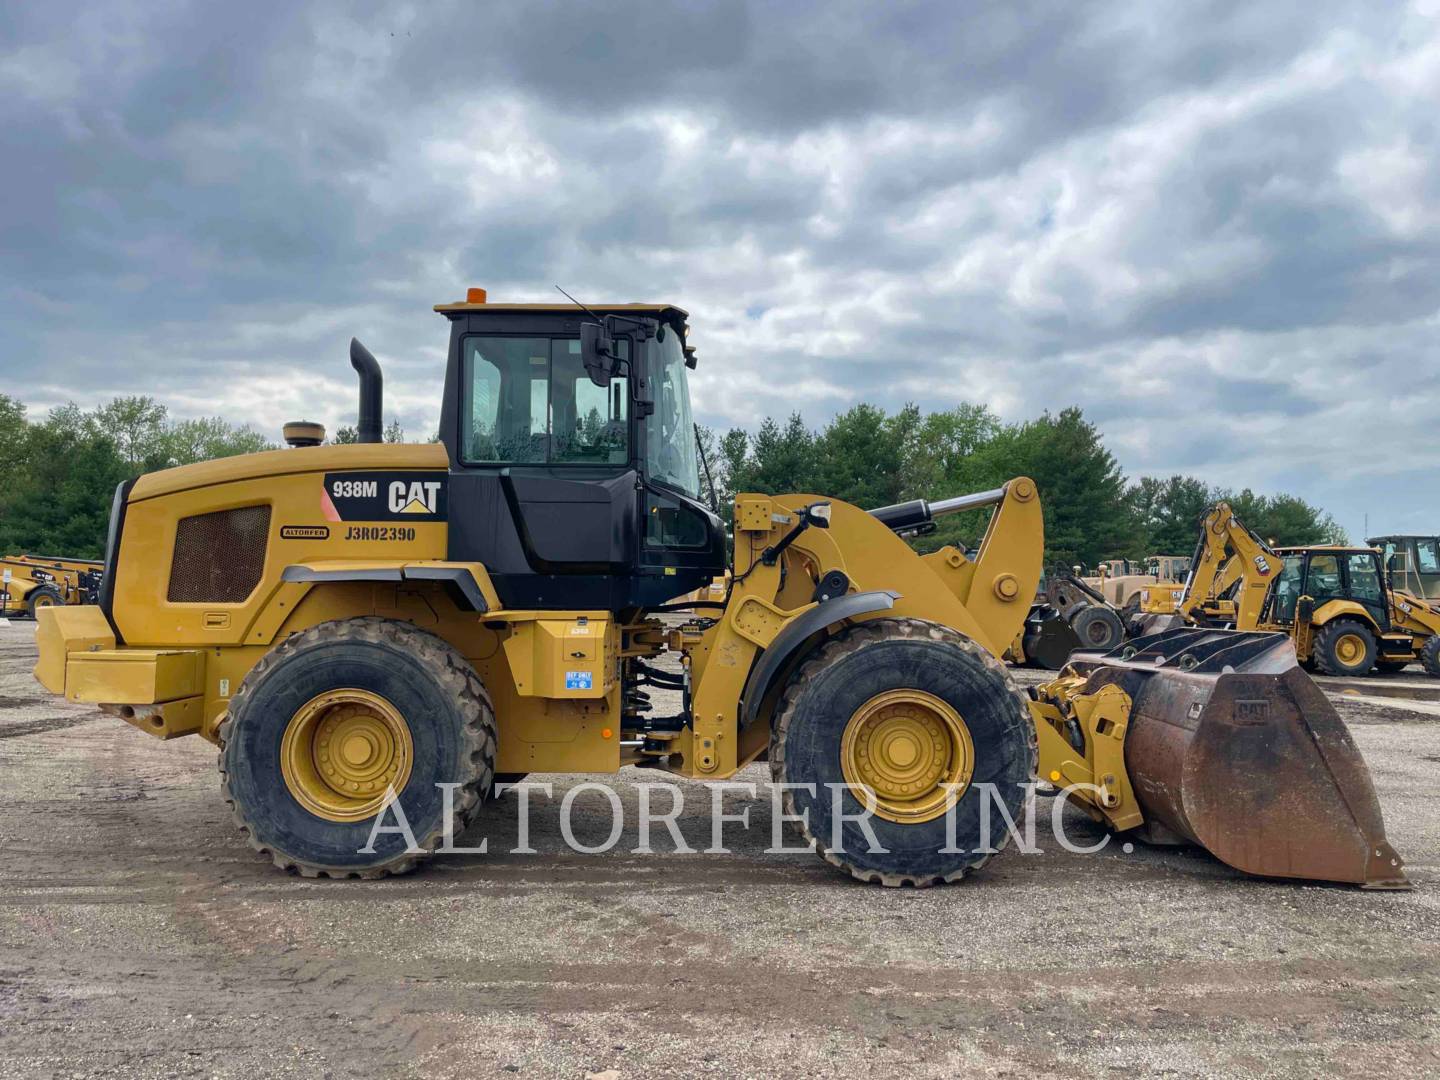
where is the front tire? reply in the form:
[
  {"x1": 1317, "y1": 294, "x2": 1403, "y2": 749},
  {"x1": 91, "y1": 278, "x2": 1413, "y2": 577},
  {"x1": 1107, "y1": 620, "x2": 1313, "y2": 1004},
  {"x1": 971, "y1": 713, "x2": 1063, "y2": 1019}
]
[
  {"x1": 1422, "y1": 635, "x2": 1440, "y2": 678},
  {"x1": 770, "y1": 618, "x2": 1035, "y2": 887},
  {"x1": 1071, "y1": 605, "x2": 1124, "y2": 651},
  {"x1": 1313, "y1": 619, "x2": 1377, "y2": 677},
  {"x1": 219, "y1": 617, "x2": 495, "y2": 878},
  {"x1": 26, "y1": 585, "x2": 62, "y2": 619}
]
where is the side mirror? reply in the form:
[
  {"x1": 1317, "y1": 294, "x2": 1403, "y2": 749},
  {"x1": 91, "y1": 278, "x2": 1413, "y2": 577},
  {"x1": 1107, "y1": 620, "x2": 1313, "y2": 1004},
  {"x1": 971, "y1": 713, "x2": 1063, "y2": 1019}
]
[{"x1": 580, "y1": 321, "x2": 615, "y2": 387}]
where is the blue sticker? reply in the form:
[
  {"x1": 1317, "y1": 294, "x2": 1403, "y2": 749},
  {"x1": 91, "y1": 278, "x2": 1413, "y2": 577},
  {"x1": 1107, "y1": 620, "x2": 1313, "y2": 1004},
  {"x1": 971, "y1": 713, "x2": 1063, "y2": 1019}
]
[{"x1": 565, "y1": 671, "x2": 593, "y2": 690}]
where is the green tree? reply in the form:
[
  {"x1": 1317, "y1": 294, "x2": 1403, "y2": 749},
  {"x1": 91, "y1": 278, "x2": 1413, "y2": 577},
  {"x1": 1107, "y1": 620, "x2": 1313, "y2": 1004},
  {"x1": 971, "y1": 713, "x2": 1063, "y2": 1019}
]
[
  {"x1": 92, "y1": 396, "x2": 169, "y2": 470},
  {"x1": 746, "y1": 414, "x2": 817, "y2": 494},
  {"x1": 1126, "y1": 474, "x2": 1212, "y2": 556},
  {"x1": 0, "y1": 405, "x2": 129, "y2": 558},
  {"x1": 995, "y1": 407, "x2": 1130, "y2": 569},
  {"x1": 1220, "y1": 488, "x2": 1344, "y2": 547},
  {"x1": 164, "y1": 417, "x2": 274, "y2": 465},
  {"x1": 813, "y1": 403, "x2": 915, "y2": 508}
]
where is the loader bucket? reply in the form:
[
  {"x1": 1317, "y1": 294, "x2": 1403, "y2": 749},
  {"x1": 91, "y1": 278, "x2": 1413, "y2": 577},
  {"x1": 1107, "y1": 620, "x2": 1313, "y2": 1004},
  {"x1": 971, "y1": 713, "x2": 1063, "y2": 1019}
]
[{"x1": 1068, "y1": 628, "x2": 1409, "y2": 888}]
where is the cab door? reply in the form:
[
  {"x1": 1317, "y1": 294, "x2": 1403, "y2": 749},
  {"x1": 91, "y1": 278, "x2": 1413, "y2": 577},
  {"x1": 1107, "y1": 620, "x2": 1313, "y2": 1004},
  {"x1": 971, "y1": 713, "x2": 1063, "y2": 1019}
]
[{"x1": 1342, "y1": 551, "x2": 1390, "y2": 631}]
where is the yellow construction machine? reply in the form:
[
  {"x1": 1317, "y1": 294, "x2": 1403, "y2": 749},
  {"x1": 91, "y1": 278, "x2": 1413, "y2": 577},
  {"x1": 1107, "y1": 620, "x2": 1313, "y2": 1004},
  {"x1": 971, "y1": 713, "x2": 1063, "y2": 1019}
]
[
  {"x1": 1139, "y1": 503, "x2": 1440, "y2": 677},
  {"x1": 1, "y1": 554, "x2": 104, "y2": 618},
  {"x1": 31, "y1": 294, "x2": 1407, "y2": 888}
]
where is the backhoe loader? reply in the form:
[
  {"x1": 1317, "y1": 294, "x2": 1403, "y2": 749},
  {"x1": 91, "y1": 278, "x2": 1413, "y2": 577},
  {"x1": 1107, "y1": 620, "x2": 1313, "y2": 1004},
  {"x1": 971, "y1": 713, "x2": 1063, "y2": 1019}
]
[
  {"x1": 1141, "y1": 504, "x2": 1440, "y2": 677},
  {"x1": 1, "y1": 554, "x2": 104, "y2": 618},
  {"x1": 32, "y1": 293, "x2": 1407, "y2": 888}
]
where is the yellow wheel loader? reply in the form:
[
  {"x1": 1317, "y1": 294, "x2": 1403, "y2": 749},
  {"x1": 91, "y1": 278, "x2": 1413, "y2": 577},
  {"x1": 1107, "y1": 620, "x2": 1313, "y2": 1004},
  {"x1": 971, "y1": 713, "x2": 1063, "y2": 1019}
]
[
  {"x1": 1, "y1": 554, "x2": 105, "y2": 618},
  {"x1": 1140, "y1": 504, "x2": 1440, "y2": 677},
  {"x1": 32, "y1": 294, "x2": 1407, "y2": 888}
]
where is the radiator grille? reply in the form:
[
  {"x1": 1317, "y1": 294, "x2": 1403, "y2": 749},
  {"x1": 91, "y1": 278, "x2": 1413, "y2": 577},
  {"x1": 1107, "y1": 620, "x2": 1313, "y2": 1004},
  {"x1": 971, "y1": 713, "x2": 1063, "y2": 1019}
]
[{"x1": 167, "y1": 505, "x2": 272, "y2": 603}]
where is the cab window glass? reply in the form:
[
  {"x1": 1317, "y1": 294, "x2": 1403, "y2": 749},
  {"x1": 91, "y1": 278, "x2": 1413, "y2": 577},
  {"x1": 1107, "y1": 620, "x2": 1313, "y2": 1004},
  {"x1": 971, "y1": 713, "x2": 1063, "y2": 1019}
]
[
  {"x1": 551, "y1": 338, "x2": 629, "y2": 464},
  {"x1": 1305, "y1": 555, "x2": 1343, "y2": 603},
  {"x1": 1274, "y1": 554, "x2": 1304, "y2": 623},
  {"x1": 462, "y1": 336, "x2": 627, "y2": 465},
  {"x1": 1347, "y1": 553, "x2": 1383, "y2": 604},
  {"x1": 645, "y1": 490, "x2": 709, "y2": 549},
  {"x1": 644, "y1": 332, "x2": 700, "y2": 497},
  {"x1": 1417, "y1": 540, "x2": 1439, "y2": 574}
]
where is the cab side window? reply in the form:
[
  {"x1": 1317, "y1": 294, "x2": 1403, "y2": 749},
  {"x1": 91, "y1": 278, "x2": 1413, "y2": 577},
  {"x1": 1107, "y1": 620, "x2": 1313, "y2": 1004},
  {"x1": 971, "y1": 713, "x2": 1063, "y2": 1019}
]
[{"x1": 462, "y1": 337, "x2": 628, "y2": 465}]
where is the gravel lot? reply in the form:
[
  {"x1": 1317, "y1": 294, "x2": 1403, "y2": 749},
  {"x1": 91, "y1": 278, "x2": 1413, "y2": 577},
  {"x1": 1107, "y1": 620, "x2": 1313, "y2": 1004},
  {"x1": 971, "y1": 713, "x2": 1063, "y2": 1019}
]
[{"x1": 1, "y1": 618, "x2": 1436, "y2": 1078}]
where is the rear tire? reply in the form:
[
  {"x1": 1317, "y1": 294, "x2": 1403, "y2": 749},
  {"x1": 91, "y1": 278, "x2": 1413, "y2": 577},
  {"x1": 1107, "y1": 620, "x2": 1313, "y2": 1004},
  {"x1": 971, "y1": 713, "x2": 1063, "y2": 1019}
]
[
  {"x1": 26, "y1": 585, "x2": 63, "y2": 619},
  {"x1": 1313, "y1": 619, "x2": 1377, "y2": 677},
  {"x1": 1422, "y1": 635, "x2": 1440, "y2": 678},
  {"x1": 1071, "y1": 605, "x2": 1124, "y2": 651},
  {"x1": 770, "y1": 618, "x2": 1035, "y2": 887},
  {"x1": 219, "y1": 617, "x2": 495, "y2": 878}
]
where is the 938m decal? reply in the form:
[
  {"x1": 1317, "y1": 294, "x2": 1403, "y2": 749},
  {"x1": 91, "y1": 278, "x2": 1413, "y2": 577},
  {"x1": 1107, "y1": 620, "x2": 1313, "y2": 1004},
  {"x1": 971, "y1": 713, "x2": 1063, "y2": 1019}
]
[{"x1": 322, "y1": 471, "x2": 448, "y2": 523}]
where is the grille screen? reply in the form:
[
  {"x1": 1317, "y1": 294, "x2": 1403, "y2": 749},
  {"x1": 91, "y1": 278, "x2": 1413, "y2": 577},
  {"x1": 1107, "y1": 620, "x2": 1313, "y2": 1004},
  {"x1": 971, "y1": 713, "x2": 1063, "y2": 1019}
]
[{"x1": 167, "y1": 505, "x2": 272, "y2": 603}]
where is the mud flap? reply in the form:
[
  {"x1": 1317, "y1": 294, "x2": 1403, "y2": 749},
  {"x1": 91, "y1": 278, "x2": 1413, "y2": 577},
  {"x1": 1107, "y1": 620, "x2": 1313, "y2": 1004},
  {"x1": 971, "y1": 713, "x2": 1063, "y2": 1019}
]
[{"x1": 1070, "y1": 627, "x2": 1409, "y2": 889}]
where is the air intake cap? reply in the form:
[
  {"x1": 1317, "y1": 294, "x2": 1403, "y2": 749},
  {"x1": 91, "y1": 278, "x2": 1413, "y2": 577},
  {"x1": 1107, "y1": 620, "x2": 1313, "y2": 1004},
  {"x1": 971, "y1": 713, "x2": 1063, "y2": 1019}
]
[{"x1": 283, "y1": 421, "x2": 326, "y2": 448}]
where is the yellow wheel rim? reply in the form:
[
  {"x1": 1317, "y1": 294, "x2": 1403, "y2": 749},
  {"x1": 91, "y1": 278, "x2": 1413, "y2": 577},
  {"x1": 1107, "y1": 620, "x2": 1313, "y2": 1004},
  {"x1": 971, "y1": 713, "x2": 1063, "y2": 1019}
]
[
  {"x1": 280, "y1": 689, "x2": 413, "y2": 822},
  {"x1": 1335, "y1": 633, "x2": 1366, "y2": 666},
  {"x1": 840, "y1": 689, "x2": 975, "y2": 825},
  {"x1": 32, "y1": 594, "x2": 56, "y2": 608}
]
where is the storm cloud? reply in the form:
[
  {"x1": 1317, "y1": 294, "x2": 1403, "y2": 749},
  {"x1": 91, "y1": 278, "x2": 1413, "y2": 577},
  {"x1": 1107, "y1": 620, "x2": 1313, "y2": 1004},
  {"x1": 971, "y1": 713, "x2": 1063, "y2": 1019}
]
[{"x1": 3, "y1": 0, "x2": 1438, "y2": 537}]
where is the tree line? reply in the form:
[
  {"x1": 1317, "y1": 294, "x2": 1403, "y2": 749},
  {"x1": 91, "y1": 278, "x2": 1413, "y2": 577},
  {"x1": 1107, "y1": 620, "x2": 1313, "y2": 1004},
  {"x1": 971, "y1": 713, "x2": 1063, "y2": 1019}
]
[
  {"x1": 1, "y1": 392, "x2": 1341, "y2": 565},
  {"x1": 0, "y1": 395, "x2": 276, "y2": 558},
  {"x1": 705, "y1": 403, "x2": 1344, "y2": 567}
]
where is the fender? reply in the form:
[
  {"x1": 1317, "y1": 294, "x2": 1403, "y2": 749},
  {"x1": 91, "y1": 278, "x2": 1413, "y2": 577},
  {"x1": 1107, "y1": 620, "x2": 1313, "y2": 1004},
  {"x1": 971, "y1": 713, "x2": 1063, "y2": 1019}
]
[
  {"x1": 1310, "y1": 598, "x2": 1382, "y2": 633},
  {"x1": 279, "y1": 561, "x2": 498, "y2": 613},
  {"x1": 738, "y1": 589, "x2": 898, "y2": 729}
]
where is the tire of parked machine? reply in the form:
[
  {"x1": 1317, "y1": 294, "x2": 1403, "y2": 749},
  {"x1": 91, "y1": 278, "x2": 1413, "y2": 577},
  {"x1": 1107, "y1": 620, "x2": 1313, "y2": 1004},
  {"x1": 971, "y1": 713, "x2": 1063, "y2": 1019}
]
[
  {"x1": 770, "y1": 617, "x2": 1036, "y2": 887},
  {"x1": 1422, "y1": 635, "x2": 1440, "y2": 678},
  {"x1": 1071, "y1": 605, "x2": 1124, "y2": 652},
  {"x1": 26, "y1": 585, "x2": 63, "y2": 619},
  {"x1": 1313, "y1": 619, "x2": 1377, "y2": 677},
  {"x1": 219, "y1": 617, "x2": 496, "y2": 878}
]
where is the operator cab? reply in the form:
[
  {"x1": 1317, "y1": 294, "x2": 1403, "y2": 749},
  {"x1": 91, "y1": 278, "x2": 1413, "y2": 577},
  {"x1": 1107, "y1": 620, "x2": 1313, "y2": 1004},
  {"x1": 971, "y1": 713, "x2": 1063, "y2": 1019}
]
[
  {"x1": 435, "y1": 292, "x2": 726, "y2": 611},
  {"x1": 1268, "y1": 547, "x2": 1392, "y2": 631},
  {"x1": 1367, "y1": 534, "x2": 1440, "y2": 600}
]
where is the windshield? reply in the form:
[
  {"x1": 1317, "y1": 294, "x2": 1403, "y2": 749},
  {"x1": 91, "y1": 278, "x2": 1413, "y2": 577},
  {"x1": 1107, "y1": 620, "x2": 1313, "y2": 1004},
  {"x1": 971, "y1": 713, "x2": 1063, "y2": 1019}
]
[{"x1": 644, "y1": 331, "x2": 700, "y2": 497}]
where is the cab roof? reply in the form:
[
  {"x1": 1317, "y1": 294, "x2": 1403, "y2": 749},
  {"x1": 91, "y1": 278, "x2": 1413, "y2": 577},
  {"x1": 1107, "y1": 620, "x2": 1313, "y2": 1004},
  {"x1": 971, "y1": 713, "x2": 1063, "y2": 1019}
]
[
  {"x1": 434, "y1": 300, "x2": 688, "y2": 323},
  {"x1": 1273, "y1": 545, "x2": 1375, "y2": 555}
]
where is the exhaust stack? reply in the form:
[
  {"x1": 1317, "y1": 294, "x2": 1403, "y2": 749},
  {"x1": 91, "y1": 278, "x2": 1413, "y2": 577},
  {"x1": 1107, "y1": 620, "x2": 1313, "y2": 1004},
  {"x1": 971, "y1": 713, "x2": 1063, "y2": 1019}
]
[{"x1": 350, "y1": 338, "x2": 383, "y2": 444}]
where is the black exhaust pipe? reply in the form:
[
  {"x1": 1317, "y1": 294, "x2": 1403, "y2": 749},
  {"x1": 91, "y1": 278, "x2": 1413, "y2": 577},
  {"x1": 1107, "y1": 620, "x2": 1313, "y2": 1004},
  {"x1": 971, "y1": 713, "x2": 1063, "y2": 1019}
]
[{"x1": 349, "y1": 338, "x2": 383, "y2": 444}]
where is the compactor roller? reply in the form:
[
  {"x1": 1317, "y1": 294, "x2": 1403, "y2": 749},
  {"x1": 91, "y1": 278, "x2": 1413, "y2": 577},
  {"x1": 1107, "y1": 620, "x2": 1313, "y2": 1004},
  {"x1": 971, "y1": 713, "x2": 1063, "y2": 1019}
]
[{"x1": 30, "y1": 291, "x2": 1407, "y2": 888}]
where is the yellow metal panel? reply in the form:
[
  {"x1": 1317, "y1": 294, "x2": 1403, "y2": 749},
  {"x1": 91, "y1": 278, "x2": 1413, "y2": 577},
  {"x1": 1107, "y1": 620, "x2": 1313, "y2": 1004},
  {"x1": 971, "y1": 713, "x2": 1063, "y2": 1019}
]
[
  {"x1": 33, "y1": 605, "x2": 115, "y2": 694},
  {"x1": 493, "y1": 698, "x2": 620, "y2": 772},
  {"x1": 1309, "y1": 599, "x2": 1380, "y2": 632},
  {"x1": 501, "y1": 617, "x2": 614, "y2": 698},
  {"x1": 66, "y1": 649, "x2": 204, "y2": 705},
  {"x1": 734, "y1": 496, "x2": 774, "y2": 532},
  {"x1": 130, "y1": 442, "x2": 446, "y2": 500}
]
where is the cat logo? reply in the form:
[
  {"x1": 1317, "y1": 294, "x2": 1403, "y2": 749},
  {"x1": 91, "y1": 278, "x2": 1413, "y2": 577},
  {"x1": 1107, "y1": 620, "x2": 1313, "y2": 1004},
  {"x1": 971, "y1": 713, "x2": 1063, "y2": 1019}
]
[
  {"x1": 323, "y1": 471, "x2": 448, "y2": 522},
  {"x1": 389, "y1": 479, "x2": 443, "y2": 515}
]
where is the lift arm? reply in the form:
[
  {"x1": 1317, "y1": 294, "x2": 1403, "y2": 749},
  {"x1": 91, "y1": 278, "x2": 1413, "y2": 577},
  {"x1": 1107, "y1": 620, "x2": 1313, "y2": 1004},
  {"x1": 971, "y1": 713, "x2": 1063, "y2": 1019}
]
[{"x1": 1176, "y1": 503, "x2": 1280, "y2": 629}]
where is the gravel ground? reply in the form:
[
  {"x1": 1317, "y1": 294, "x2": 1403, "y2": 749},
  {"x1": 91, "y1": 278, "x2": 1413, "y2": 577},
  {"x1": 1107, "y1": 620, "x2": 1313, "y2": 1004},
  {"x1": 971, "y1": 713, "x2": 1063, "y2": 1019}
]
[{"x1": 0, "y1": 617, "x2": 1436, "y2": 1078}]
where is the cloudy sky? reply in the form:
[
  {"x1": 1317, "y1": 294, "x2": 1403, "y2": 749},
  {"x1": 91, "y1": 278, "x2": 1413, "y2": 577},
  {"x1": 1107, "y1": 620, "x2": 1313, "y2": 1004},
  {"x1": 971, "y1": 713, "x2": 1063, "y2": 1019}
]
[{"x1": 3, "y1": 1, "x2": 1438, "y2": 538}]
